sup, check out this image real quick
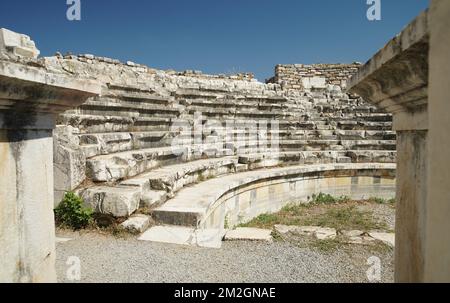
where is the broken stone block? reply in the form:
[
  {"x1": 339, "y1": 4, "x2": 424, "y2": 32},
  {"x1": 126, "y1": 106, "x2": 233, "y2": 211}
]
[
  {"x1": 81, "y1": 186, "x2": 141, "y2": 218},
  {"x1": 53, "y1": 126, "x2": 86, "y2": 206},
  {"x1": 139, "y1": 226, "x2": 222, "y2": 248},
  {"x1": 121, "y1": 214, "x2": 151, "y2": 233},
  {"x1": 314, "y1": 228, "x2": 337, "y2": 240},
  {"x1": 274, "y1": 225, "x2": 337, "y2": 240},
  {"x1": 369, "y1": 232, "x2": 395, "y2": 247},
  {"x1": 0, "y1": 28, "x2": 40, "y2": 58}
]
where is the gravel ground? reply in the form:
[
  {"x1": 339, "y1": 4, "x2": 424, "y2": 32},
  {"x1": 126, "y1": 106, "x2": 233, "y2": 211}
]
[
  {"x1": 56, "y1": 230, "x2": 394, "y2": 283},
  {"x1": 356, "y1": 203, "x2": 396, "y2": 231}
]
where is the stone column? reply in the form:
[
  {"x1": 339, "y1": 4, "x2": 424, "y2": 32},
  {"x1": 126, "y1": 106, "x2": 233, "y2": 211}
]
[
  {"x1": 347, "y1": 11, "x2": 430, "y2": 282},
  {"x1": 393, "y1": 123, "x2": 428, "y2": 282},
  {"x1": 425, "y1": 0, "x2": 450, "y2": 282},
  {"x1": 0, "y1": 58, "x2": 100, "y2": 282}
]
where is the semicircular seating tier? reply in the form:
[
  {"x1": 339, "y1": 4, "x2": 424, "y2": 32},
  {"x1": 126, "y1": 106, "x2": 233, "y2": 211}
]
[{"x1": 51, "y1": 56, "x2": 397, "y2": 246}]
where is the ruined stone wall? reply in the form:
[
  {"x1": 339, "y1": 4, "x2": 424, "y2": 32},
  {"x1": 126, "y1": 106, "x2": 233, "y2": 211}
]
[
  {"x1": 268, "y1": 63, "x2": 362, "y2": 90},
  {"x1": 55, "y1": 53, "x2": 257, "y2": 88}
]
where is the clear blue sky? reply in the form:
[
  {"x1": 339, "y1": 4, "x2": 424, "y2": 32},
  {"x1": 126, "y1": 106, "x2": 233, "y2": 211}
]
[{"x1": 1, "y1": 0, "x2": 429, "y2": 80}]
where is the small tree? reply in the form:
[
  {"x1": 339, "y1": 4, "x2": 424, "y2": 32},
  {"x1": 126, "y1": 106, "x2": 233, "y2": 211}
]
[{"x1": 55, "y1": 192, "x2": 93, "y2": 230}]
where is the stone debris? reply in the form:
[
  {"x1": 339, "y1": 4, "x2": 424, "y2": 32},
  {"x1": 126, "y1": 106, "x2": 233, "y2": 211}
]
[
  {"x1": 369, "y1": 232, "x2": 395, "y2": 248},
  {"x1": 315, "y1": 228, "x2": 338, "y2": 240},
  {"x1": 121, "y1": 214, "x2": 151, "y2": 233},
  {"x1": 275, "y1": 225, "x2": 395, "y2": 247},
  {"x1": 224, "y1": 228, "x2": 273, "y2": 242},
  {"x1": 55, "y1": 237, "x2": 73, "y2": 243},
  {"x1": 139, "y1": 226, "x2": 222, "y2": 248},
  {"x1": 275, "y1": 225, "x2": 337, "y2": 240},
  {"x1": 0, "y1": 28, "x2": 40, "y2": 59}
]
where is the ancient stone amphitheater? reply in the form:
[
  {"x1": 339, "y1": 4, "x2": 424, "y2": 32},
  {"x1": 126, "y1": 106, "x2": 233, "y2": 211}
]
[{"x1": 46, "y1": 54, "x2": 396, "y2": 247}]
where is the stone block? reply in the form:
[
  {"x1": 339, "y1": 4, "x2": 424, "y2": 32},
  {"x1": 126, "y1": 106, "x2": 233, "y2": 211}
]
[
  {"x1": 0, "y1": 28, "x2": 40, "y2": 58},
  {"x1": 53, "y1": 126, "x2": 86, "y2": 206},
  {"x1": 81, "y1": 186, "x2": 141, "y2": 218},
  {"x1": 369, "y1": 232, "x2": 395, "y2": 247},
  {"x1": 121, "y1": 214, "x2": 151, "y2": 233},
  {"x1": 274, "y1": 225, "x2": 336, "y2": 240},
  {"x1": 139, "y1": 226, "x2": 222, "y2": 248}
]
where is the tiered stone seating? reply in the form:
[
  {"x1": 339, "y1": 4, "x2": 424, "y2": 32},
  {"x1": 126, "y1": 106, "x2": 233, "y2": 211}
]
[{"x1": 52, "y1": 56, "x2": 396, "y2": 241}]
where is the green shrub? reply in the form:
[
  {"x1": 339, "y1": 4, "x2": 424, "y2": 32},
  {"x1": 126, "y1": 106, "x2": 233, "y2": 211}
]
[{"x1": 55, "y1": 192, "x2": 94, "y2": 230}]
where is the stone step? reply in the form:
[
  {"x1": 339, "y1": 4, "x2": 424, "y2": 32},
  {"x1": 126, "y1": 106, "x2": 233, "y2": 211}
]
[
  {"x1": 81, "y1": 157, "x2": 240, "y2": 217},
  {"x1": 337, "y1": 121, "x2": 393, "y2": 131},
  {"x1": 79, "y1": 131, "x2": 181, "y2": 157},
  {"x1": 188, "y1": 100, "x2": 288, "y2": 111},
  {"x1": 121, "y1": 157, "x2": 240, "y2": 207},
  {"x1": 69, "y1": 98, "x2": 182, "y2": 118},
  {"x1": 238, "y1": 151, "x2": 348, "y2": 169},
  {"x1": 57, "y1": 114, "x2": 173, "y2": 134},
  {"x1": 326, "y1": 114, "x2": 392, "y2": 123},
  {"x1": 106, "y1": 83, "x2": 157, "y2": 95},
  {"x1": 86, "y1": 145, "x2": 234, "y2": 182},
  {"x1": 346, "y1": 150, "x2": 397, "y2": 163},
  {"x1": 175, "y1": 89, "x2": 226, "y2": 100},
  {"x1": 235, "y1": 95, "x2": 289, "y2": 104},
  {"x1": 78, "y1": 130, "x2": 294, "y2": 158},
  {"x1": 104, "y1": 92, "x2": 172, "y2": 106},
  {"x1": 175, "y1": 89, "x2": 288, "y2": 104},
  {"x1": 186, "y1": 109, "x2": 294, "y2": 119},
  {"x1": 132, "y1": 117, "x2": 174, "y2": 131},
  {"x1": 340, "y1": 140, "x2": 397, "y2": 151},
  {"x1": 76, "y1": 131, "x2": 322, "y2": 159},
  {"x1": 151, "y1": 163, "x2": 397, "y2": 236},
  {"x1": 238, "y1": 150, "x2": 397, "y2": 168},
  {"x1": 224, "y1": 139, "x2": 395, "y2": 152}
]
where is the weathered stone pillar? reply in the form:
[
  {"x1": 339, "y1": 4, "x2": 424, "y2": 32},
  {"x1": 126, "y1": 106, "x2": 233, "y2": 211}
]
[
  {"x1": 425, "y1": 0, "x2": 450, "y2": 282},
  {"x1": 347, "y1": 11, "x2": 430, "y2": 282},
  {"x1": 0, "y1": 31, "x2": 100, "y2": 282}
]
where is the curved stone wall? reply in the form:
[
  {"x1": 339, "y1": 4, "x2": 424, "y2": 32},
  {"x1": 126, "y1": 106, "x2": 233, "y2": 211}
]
[
  {"x1": 210, "y1": 166, "x2": 395, "y2": 230},
  {"x1": 151, "y1": 163, "x2": 395, "y2": 246}
]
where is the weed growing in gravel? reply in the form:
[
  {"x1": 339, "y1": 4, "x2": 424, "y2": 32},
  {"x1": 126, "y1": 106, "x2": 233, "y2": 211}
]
[
  {"x1": 368, "y1": 197, "x2": 396, "y2": 208},
  {"x1": 271, "y1": 230, "x2": 284, "y2": 242},
  {"x1": 369, "y1": 197, "x2": 386, "y2": 204},
  {"x1": 55, "y1": 192, "x2": 93, "y2": 230},
  {"x1": 107, "y1": 224, "x2": 130, "y2": 239},
  {"x1": 310, "y1": 238, "x2": 342, "y2": 252},
  {"x1": 304, "y1": 206, "x2": 388, "y2": 232},
  {"x1": 311, "y1": 193, "x2": 351, "y2": 205},
  {"x1": 239, "y1": 213, "x2": 284, "y2": 229}
]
